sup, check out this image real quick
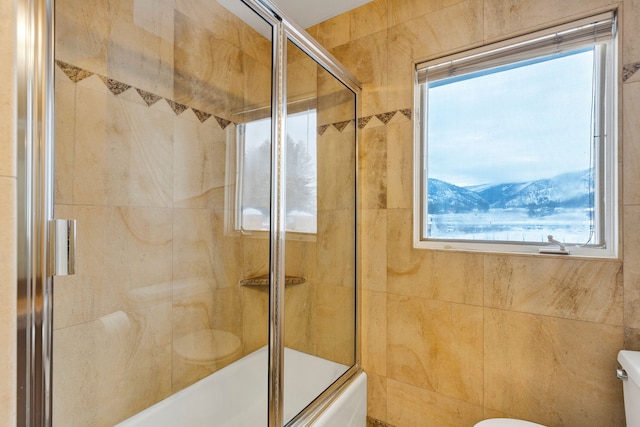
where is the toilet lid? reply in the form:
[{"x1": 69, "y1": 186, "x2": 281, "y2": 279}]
[
  {"x1": 475, "y1": 419, "x2": 546, "y2": 427},
  {"x1": 173, "y1": 329, "x2": 241, "y2": 363}
]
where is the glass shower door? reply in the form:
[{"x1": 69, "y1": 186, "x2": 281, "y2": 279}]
[
  {"x1": 283, "y1": 38, "x2": 357, "y2": 424},
  {"x1": 52, "y1": 1, "x2": 274, "y2": 425}
]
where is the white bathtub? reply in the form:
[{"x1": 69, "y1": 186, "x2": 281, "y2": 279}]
[{"x1": 115, "y1": 346, "x2": 367, "y2": 426}]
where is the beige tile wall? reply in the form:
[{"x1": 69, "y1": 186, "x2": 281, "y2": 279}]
[
  {"x1": 308, "y1": 0, "x2": 635, "y2": 425},
  {"x1": 0, "y1": 0, "x2": 16, "y2": 425}
]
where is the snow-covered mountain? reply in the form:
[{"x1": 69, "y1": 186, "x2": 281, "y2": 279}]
[{"x1": 428, "y1": 169, "x2": 594, "y2": 216}]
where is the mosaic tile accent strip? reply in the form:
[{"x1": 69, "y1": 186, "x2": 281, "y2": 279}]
[
  {"x1": 399, "y1": 108, "x2": 412, "y2": 120},
  {"x1": 136, "y1": 88, "x2": 162, "y2": 107},
  {"x1": 166, "y1": 100, "x2": 188, "y2": 115},
  {"x1": 333, "y1": 120, "x2": 352, "y2": 132},
  {"x1": 367, "y1": 416, "x2": 395, "y2": 427},
  {"x1": 55, "y1": 60, "x2": 236, "y2": 130},
  {"x1": 358, "y1": 116, "x2": 373, "y2": 129},
  {"x1": 192, "y1": 108, "x2": 212, "y2": 123},
  {"x1": 56, "y1": 61, "x2": 417, "y2": 135},
  {"x1": 56, "y1": 60, "x2": 94, "y2": 82},
  {"x1": 99, "y1": 76, "x2": 131, "y2": 95},
  {"x1": 375, "y1": 111, "x2": 396, "y2": 125},
  {"x1": 623, "y1": 62, "x2": 640, "y2": 82},
  {"x1": 318, "y1": 124, "x2": 330, "y2": 136},
  {"x1": 215, "y1": 116, "x2": 232, "y2": 130}
]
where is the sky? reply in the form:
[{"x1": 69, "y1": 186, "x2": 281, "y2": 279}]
[{"x1": 426, "y1": 48, "x2": 596, "y2": 187}]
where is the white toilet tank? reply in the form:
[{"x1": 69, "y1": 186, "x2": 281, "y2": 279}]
[{"x1": 618, "y1": 350, "x2": 640, "y2": 426}]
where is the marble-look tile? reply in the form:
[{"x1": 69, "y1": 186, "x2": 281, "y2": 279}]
[
  {"x1": 99, "y1": 207, "x2": 173, "y2": 312},
  {"x1": 72, "y1": 85, "x2": 174, "y2": 207},
  {"x1": 55, "y1": 70, "x2": 76, "y2": 204},
  {"x1": 484, "y1": 255, "x2": 623, "y2": 325},
  {"x1": 174, "y1": 0, "x2": 242, "y2": 53},
  {"x1": 366, "y1": 372, "x2": 388, "y2": 423},
  {"x1": 317, "y1": 130, "x2": 357, "y2": 211},
  {"x1": 316, "y1": 209, "x2": 356, "y2": 287},
  {"x1": 0, "y1": 178, "x2": 16, "y2": 427},
  {"x1": 173, "y1": 115, "x2": 229, "y2": 209},
  {"x1": 174, "y1": 11, "x2": 245, "y2": 118},
  {"x1": 387, "y1": 209, "x2": 484, "y2": 305},
  {"x1": 52, "y1": 322, "x2": 99, "y2": 427},
  {"x1": 53, "y1": 205, "x2": 101, "y2": 328},
  {"x1": 386, "y1": 122, "x2": 413, "y2": 210},
  {"x1": 240, "y1": 285, "x2": 269, "y2": 354},
  {"x1": 54, "y1": 204, "x2": 174, "y2": 329},
  {"x1": 387, "y1": 378, "x2": 484, "y2": 427},
  {"x1": 483, "y1": 0, "x2": 616, "y2": 42},
  {"x1": 388, "y1": 0, "x2": 467, "y2": 26},
  {"x1": 330, "y1": 31, "x2": 388, "y2": 116},
  {"x1": 624, "y1": 206, "x2": 640, "y2": 329},
  {"x1": 361, "y1": 209, "x2": 387, "y2": 292},
  {"x1": 287, "y1": 40, "x2": 318, "y2": 101},
  {"x1": 623, "y1": 81, "x2": 640, "y2": 204},
  {"x1": 484, "y1": 308, "x2": 625, "y2": 426},
  {"x1": 95, "y1": 304, "x2": 172, "y2": 425},
  {"x1": 173, "y1": 208, "x2": 241, "y2": 291},
  {"x1": 55, "y1": 0, "x2": 174, "y2": 100},
  {"x1": 362, "y1": 290, "x2": 387, "y2": 376},
  {"x1": 349, "y1": 0, "x2": 388, "y2": 40},
  {"x1": 241, "y1": 52, "x2": 272, "y2": 116},
  {"x1": 317, "y1": 67, "x2": 357, "y2": 127},
  {"x1": 388, "y1": 0, "x2": 483, "y2": 63},
  {"x1": 0, "y1": 0, "x2": 15, "y2": 179},
  {"x1": 314, "y1": 283, "x2": 356, "y2": 364},
  {"x1": 387, "y1": 294, "x2": 484, "y2": 404},
  {"x1": 171, "y1": 288, "x2": 243, "y2": 391},
  {"x1": 284, "y1": 279, "x2": 314, "y2": 354},
  {"x1": 624, "y1": 327, "x2": 640, "y2": 351},
  {"x1": 623, "y1": 0, "x2": 640, "y2": 67},
  {"x1": 285, "y1": 239, "x2": 317, "y2": 289},
  {"x1": 359, "y1": 126, "x2": 387, "y2": 209},
  {"x1": 306, "y1": 13, "x2": 351, "y2": 51},
  {"x1": 54, "y1": 303, "x2": 172, "y2": 427}
]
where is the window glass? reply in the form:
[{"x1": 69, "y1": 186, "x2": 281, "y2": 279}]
[{"x1": 416, "y1": 13, "x2": 617, "y2": 256}]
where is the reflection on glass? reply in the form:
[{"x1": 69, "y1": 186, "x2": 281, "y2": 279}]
[
  {"x1": 283, "y1": 40, "x2": 357, "y2": 423},
  {"x1": 238, "y1": 111, "x2": 318, "y2": 233},
  {"x1": 53, "y1": 0, "x2": 274, "y2": 426}
]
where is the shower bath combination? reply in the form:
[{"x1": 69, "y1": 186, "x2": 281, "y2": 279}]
[{"x1": 16, "y1": 0, "x2": 364, "y2": 426}]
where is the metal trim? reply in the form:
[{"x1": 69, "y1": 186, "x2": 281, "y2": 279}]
[
  {"x1": 268, "y1": 18, "x2": 287, "y2": 427},
  {"x1": 17, "y1": 0, "x2": 55, "y2": 425}
]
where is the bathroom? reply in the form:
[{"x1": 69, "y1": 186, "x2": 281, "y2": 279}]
[{"x1": 1, "y1": 0, "x2": 640, "y2": 426}]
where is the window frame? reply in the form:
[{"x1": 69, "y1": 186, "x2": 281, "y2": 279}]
[{"x1": 413, "y1": 11, "x2": 618, "y2": 258}]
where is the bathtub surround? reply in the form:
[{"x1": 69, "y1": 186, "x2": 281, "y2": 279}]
[{"x1": 305, "y1": 0, "x2": 639, "y2": 426}]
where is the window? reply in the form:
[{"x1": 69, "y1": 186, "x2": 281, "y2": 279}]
[
  {"x1": 236, "y1": 110, "x2": 318, "y2": 234},
  {"x1": 415, "y1": 12, "x2": 617, "y2": 257}
]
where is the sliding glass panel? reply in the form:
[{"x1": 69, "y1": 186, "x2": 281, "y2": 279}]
[
  {"x1": 52, "y1": 1, "x2": 272, "y2": 425},
  {"x1": 283, "y1": 39, "x2": 357, "y2": 424}
]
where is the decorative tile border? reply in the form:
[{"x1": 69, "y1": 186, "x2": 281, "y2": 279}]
[
  {"x1": 56, "y1": 60, "x2": 414, "y2": 136},
  {"x1": 623, "y1": 61, "x2": 640, "y2": 82},
  {"x1": 366, "y1": 416, "x2": 395, "y2": 427},
  {"x1": 55, "y1": 60, "x2": 234, "y2": 129}
]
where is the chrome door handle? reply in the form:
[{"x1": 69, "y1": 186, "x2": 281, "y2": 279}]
[{"x1": 50, "y1": 219, "x2": 76, "y2": 276}]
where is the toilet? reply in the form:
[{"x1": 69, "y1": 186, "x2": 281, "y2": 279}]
[
  {"x1": 474, "y1": 419, "x2": 545, "y2": 427},
  {"x1": 618, "y1": 350, "x2": 640, "y2": 426}
]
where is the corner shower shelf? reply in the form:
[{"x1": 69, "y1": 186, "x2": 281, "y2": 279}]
[{"x1": 239, "y1": 274, "x2": 306, "y2": 287}]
